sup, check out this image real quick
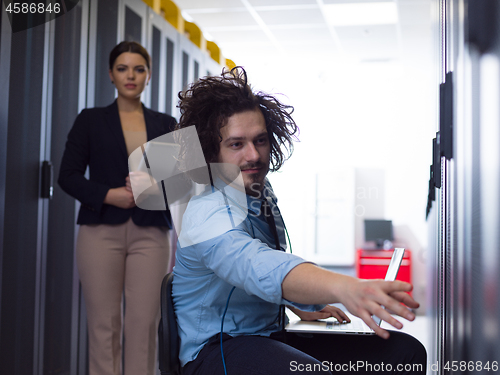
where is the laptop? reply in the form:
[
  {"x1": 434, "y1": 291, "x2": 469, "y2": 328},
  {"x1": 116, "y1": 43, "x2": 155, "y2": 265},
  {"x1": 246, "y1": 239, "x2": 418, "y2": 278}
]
[{"x1": 285, "y1": 248, "x2": 406, "y2": 335}]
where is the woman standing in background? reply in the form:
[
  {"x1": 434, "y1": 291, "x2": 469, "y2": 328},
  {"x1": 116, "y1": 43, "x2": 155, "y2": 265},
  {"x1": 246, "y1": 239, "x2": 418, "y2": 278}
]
[{"x1": 59, "y1": 41, "x2": 176, "y2": 375}]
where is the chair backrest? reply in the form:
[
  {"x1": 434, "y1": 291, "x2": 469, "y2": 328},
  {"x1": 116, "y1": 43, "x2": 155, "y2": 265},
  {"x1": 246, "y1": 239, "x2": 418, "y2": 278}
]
[{"x1": 158, "y1": 272, "x2": 181, "y2": 375}]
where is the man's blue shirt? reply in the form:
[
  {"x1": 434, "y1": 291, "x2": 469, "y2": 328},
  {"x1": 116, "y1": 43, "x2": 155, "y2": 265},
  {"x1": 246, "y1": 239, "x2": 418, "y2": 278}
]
[{"x1": 172, "y1": 178, "x2": 324, "y2": 366}]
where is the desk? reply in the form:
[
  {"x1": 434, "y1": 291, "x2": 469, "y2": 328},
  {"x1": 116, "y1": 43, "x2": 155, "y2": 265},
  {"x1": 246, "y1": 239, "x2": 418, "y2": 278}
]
[{"x1": 356, "y1": 249, "x2": 412, "y2": 293}]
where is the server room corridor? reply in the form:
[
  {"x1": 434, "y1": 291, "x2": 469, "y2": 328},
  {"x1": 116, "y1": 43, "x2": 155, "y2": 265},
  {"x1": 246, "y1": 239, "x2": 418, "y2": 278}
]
[{"x1": 1, "y1": 1, "x2": 499, "y2": 374}]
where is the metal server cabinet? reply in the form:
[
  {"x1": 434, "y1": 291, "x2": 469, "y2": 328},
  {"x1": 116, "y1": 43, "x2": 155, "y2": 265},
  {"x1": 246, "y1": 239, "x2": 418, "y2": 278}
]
[
  {"x1": 0, "y1": 0, "x2": 224, "y2": 373},
  {"x1": 429, "y1": 0, "x2": 500, "y2": 374}
]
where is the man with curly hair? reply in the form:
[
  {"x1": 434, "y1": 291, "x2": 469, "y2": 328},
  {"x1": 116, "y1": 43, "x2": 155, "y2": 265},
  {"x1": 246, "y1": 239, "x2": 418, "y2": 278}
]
[{"x1": 171, "y1": 68, "x2": 426, "y2": 375}]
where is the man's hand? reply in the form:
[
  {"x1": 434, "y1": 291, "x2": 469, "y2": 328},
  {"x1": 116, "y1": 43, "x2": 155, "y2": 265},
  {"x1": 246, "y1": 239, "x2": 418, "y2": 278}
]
[
  {"x1": 281, "y1": 263, "x2": 420, "y2": 339},
  {"x1": 289, "y1": 305, "x2": 351, "y2": 323},
  {"x1": 337, "y1": 279, "x2": 418, "y2": 339}
]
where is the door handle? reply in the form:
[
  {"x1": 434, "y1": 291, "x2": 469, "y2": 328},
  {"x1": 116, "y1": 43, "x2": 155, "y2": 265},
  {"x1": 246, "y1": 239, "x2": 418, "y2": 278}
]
[{"x1": 41, "y1": 160, "x2": 53, "y2": 199}]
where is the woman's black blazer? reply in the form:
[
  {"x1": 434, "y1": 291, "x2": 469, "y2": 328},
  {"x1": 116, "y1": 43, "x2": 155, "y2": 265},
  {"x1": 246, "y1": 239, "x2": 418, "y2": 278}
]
[{"x1": 58, "y1": 100, "x2": 177, "y2": 227}]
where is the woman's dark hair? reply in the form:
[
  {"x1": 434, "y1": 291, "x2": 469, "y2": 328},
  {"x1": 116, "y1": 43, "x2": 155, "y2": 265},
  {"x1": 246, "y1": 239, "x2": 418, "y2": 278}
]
[
  {"x1": 109, "y1": 41, "x2": 151, "y2": 70},
  {"x1": 176, "y1": 67, "x2": 299, "y2": 172}
]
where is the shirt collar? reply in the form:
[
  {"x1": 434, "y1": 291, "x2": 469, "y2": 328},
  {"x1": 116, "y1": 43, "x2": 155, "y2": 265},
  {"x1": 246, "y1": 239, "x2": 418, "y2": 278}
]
[
  {"x1": 209, "y1": 176, "x2": 276, "y2": 215},
  {"x1": 247, "y1": 178, "x2": 277, "y2": 215}
]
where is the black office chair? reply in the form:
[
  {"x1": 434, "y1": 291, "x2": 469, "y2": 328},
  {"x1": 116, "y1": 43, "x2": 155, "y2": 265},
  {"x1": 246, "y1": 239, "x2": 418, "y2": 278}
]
[{"x1": 158, "y1": 272, "x2": 181, "y2": 375}]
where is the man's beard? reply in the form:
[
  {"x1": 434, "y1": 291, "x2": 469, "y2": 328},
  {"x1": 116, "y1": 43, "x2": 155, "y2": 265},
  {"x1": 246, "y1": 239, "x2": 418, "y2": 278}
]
[
  {"x1": 241, "y1": 162, "x2": 268, "y2": 197},
  {"x1": 239, "y1": 161, "x2": 266, "y2": 172}
]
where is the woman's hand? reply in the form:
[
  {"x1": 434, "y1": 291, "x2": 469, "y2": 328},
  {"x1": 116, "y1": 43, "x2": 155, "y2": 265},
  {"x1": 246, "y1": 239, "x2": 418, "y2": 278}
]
[
  {"x1": 127, "y1": 172, "x2": 167, "y2": 209},
  {"x1": 104, "y1": 185, "x2": 136, "y2": 209},
  {"x1": 289, "y1": 305, "x2": 351, "y2": 323},
  {"x1": 127, "y1": 172, "x2": 158, "y2": 194}
]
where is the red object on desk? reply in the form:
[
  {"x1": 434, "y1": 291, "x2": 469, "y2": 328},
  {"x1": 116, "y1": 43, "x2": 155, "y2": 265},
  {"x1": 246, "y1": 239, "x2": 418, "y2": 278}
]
[{"x1": 356, "y1": 249, "x2": 412, "y2": 294}]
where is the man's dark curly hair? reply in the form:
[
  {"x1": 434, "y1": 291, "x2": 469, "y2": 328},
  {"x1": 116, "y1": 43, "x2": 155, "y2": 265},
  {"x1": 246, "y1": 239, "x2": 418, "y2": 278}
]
[{"x1": 176, "y1": 67, "x2": 298, "y2": 172}]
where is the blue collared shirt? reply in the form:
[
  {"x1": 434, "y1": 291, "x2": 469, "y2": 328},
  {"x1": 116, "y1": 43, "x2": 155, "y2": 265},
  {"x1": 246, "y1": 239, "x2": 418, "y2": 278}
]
[{"x1": 172, "y1": 178, "x2": 324, "y2": 366}]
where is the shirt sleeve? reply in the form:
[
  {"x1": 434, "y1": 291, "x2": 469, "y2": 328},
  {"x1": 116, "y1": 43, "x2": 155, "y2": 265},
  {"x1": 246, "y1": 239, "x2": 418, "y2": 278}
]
[{"x1": 180, "y1": 200, "x2": 324, "y2": 311}]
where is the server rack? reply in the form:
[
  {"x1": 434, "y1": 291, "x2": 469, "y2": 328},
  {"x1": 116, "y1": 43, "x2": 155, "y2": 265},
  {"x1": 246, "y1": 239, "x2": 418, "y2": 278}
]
[
  {"x1": 427, "y1": 0, "x2": 500, "y2": 373},
  {"x1": 0, "y1": 1, "x2": 224, "y2": 373}
]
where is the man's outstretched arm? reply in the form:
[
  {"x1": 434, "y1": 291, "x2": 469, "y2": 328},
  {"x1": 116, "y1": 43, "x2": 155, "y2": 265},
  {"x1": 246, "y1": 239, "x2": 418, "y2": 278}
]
[{"x1": 281, "y1": 263, "x2": 419, "y2": 339}]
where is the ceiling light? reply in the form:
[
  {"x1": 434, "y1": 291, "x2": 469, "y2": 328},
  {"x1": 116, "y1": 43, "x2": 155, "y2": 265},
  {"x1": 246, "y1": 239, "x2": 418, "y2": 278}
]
[
  {"x1": 203, "y1": 31, "x2": 214, "y2": 42},
  {"x1": 323, "y1": 2, "x2": 398, "y2": 26},
  {"x1": 181, "y1": 10, "x2": 193, "y2": 22}
]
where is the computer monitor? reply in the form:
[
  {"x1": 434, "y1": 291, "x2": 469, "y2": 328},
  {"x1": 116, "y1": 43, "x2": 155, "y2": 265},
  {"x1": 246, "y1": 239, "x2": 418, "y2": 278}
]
[{"x1": 364, "y1": 219, "x2": 393, "y2": 249}]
